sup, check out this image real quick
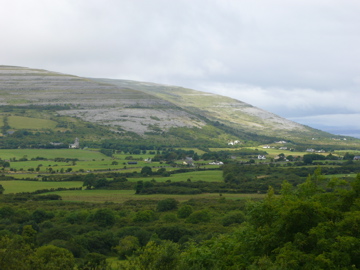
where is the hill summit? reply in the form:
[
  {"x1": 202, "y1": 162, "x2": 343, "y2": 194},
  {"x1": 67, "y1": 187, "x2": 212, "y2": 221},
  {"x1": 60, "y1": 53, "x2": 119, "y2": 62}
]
[{"x1": 0, "y1": 65, "x2": 357, "y2": 148}]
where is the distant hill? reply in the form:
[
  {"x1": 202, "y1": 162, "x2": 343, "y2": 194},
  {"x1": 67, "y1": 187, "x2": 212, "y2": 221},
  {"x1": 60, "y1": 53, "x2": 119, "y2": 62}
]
[{"x1": 0, "y1": 65, "x2": 358, "y2": 149}]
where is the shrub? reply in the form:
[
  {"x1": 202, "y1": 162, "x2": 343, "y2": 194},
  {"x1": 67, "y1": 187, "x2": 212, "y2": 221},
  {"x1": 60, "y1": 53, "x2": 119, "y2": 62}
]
[
  {"x1": 133, "y1": 210, "x2": 156, "y2": 222},
  {"x1": 156, "y1": 198, "x2": 178, "y2": 212},
  {"x1": 186, "y1": 210, "x2": 211, "y2": 224},
  {"x1": 177, "y1": 205, "x2": 193, "y2": 219},
  {"x1": 222, "y1": 211, "x2": 245, "y2": 226}
]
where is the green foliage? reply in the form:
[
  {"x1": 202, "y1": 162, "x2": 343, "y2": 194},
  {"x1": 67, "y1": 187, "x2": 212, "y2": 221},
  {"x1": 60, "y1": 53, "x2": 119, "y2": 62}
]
[
  {"x1": 32, "y1": 209, "x2": 54, "y2": 223},
  {"x1": 83, "y1": 173, "x2": 96, "y2": 190},
  {"x1": 303, "y1": 153, "x2": 326, "y2": 164},
  {"x1": 141, "y1": 166, "x2": 153, "y2": 176},
  {"x1": 34, "y1": 245, "x2": 75, "y2": 270},
  {"x1": 100, "y1": 148, "x2": 113, "y2": 157},
  {"x1": 88, "y1": 208, "x2": 116, "y2": 227},
  {"x1": 177, "y1": 205, "x2": 193, "y2": 219},
  {"x1": 156, "y1": 198, "x2": 178, "y2": 212},
  {"x1": 186, "y1": 210, "x2": 211, "y2": 224},
  {"x1": 222, "y1": 211, "x2": 245, "y2": 226},
  {"x1": 125, "y1": 240, "x2": 180, "y2": 270},
  {"x1": 79, "y1": 252, "x2": 108, "y2": 270},
  {"x1": 0, "y1": 236, "x2": 34, "y2": 270},
  {"x1": 133, "y1": 210, "x2": 156, "y2": 223},
  {"x1": 115, "y1": 236, "x2": 140, "y2": 259}
]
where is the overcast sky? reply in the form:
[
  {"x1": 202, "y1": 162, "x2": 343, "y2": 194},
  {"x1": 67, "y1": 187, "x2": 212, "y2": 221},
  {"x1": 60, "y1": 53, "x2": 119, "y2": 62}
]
[{"x1": 1, "y1": 0, "x2": 360, "y2": 137}]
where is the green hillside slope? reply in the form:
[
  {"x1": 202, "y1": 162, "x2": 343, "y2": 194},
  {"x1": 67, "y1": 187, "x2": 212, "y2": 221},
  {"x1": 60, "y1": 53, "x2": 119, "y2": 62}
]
[{"x1": 0, "y1": 65, "x2": 359, "y2": 149}]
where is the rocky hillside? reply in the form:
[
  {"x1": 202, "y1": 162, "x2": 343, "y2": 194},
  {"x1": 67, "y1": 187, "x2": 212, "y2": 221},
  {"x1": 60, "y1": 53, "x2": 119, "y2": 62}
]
[
  {"x1": 0, "y1": 65, "x2": 356, "y2": 147},
  {"x1": 97, "y1": 79, "x2": 316, "y2": 140},
  {"x1": 0, "y1": 66, "x2": 205, "y2": 135}
]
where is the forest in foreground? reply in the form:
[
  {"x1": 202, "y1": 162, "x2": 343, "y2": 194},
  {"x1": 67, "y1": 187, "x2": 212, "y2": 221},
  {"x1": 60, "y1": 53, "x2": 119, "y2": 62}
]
[{"x1": 1, "y1": 170, "x2": 360, "y2": 269}]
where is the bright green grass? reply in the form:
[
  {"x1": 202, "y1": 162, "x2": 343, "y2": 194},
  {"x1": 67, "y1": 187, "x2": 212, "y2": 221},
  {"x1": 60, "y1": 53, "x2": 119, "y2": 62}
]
[
  {"x1": 335, "y1": 150, "x2": 360, "y2": 155},
  {"x1": 249, "y1": 147, "x2": 307, "y2": 158},
  {"x1": 0, "y1": 180, "x2": 83, "y2": 194},
  {"x1": 8, "y1": 115, "x2": 57, "y2": 130},
  {"x1": 7, "y1": 99, "x2": 30, "y2": 105},
  {"x1": 208, "y1": 147, "x2": 325, "y2": 159},
  {"x1": 0, "y1": 149, "x2": 110, "y2": 160},
  {"x1": 48, "y1": 189, "x2": 266, "y2": 203},
  {"x1": 112, "y1": 153, "x2": 155, "y2": 160},
  {"x1": 209, "y1": 147, "x2": 243, "y2": 151},
  {"x1": 127, "y1": 170, "x2": 223, "y2": 183},
  {"x1": 176, "y1": 148, "x2": 207, "y2": 155},
  {"x1": 325, "y1": 173, "x2": 358, "y2": 178}
]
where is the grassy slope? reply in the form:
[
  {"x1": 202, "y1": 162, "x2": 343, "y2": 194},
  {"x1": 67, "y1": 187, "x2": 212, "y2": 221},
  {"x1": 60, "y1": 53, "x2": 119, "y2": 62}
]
[
  {"x1": 0, "y1": 180, "x2": 82, "y2": 194},
  {"x1": 8, "y1": 116, "x2": 57, "y2": 130},
  {"x1": 98, "y1": 79, "x2": 334, "y2": 142},
  {"x1": 43, "y1": 189, "x2": 265, "y2": 203},
  {"x1": 1, "y1": 66, "x2": 359, "y2": 147},
  {"x1": 0, "y1": 149, "x2": 109, "y2": 160}
]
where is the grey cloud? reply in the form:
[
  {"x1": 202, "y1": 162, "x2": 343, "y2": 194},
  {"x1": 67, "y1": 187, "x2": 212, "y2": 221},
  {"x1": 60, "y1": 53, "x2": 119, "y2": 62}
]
[{"x1": 1, "y1": 0, "x2": 359, "y2": 135}]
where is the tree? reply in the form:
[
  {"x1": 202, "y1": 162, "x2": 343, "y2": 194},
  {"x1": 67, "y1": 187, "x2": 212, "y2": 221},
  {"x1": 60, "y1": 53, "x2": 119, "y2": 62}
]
[
  {"x1": 186, "y1": 210, "x2": 211, "y2": 224},
  {"x1": 126, "y1": 241, "x2": 180, "y2": 270},
  {"x1": 115, "y1": 236, "x2": 140, "y2": 259},
  {"x1": 0, "y1": 184, "x2": 4, "y2": 194},
  {"x1": 33, "y1": 245, "x2": 75, "y2": 270},
  {"x1": 83, "y1": 173, "x2": 96, "y2": 190},
  {"x1": 89, "y1": 208, "x2": 116, "y2": 227},
  {"x1": 133, "y1": 210, "x2": 156, "y2": 223},
  {"x1": 222, "y1": 211, "x2": 245, "y2": 226},
  {"x1": 32, "y1": 209, "x2": 54, "y2": 223},
  {"x1": 135, "y1": 181, "x2": 144, "y2": 194},
  {"x1": 156, "y1": 198, "x2": 178, "y2": 212},
  {"x1": 79, "y1": 252, "x2": 108, "y2": 270},
  {"x1": 93, "y1": 178, "x2": 109, "y2": 188},
  {"x1": 0, "y1": 236, "x2": 34, "y2": 270},
  {"x1": 141, "y1": 166, "x2": 152, "y2": 176},
  {"x1": 177, "y1": 205, "x2": 193, "y2": 219}
]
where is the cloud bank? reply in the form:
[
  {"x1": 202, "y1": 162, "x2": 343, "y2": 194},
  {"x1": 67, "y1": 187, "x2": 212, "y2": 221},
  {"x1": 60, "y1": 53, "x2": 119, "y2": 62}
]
[{"x1": 1, "y1": 0, "x2": 359, "y2": 136}]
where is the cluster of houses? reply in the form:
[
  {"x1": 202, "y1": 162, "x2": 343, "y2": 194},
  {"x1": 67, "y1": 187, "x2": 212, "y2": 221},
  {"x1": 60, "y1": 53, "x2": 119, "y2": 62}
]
[
  {"x1": 306, "y1": 149, "x2": 325, "y2": 153},
  {"x1": 228, "y1": 140, "x2": 241, "y2": 146},
  {"x1": 208, "y1": 161, "x2": 224, "y2": 165},
  {"x1": 69, "y1": 138, "x2": 80, "y2": 149}
]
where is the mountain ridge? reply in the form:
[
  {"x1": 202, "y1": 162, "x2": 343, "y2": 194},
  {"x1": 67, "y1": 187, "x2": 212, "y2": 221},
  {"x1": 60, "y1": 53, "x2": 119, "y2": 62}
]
[{"x1": 0, "y1": 65, "x2": 358, "y2": 148}]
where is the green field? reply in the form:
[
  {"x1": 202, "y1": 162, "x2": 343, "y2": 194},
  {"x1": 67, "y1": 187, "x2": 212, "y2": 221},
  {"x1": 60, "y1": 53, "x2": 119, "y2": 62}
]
[
  {"x1": 8, "y1": 115, "x2": 57, "y2": 130},
  {"x1": 176, "y1": 148, "x2": 207, "y2": 155},
  {"x1": 0, "y1": 148, "x2": 225, "y2": 175},
  {"x1": 127, "y1": 170, "x2": 223, "y2": 183},
  {"x1": 48, "y1": 189, "x2": 266, "y2": 203},
  {"x1": 0, "y1": 180, "x2": 82, "y2": 194},
  {"x1": 0, "y1": 149, "x2": 110, "y2": 160}
]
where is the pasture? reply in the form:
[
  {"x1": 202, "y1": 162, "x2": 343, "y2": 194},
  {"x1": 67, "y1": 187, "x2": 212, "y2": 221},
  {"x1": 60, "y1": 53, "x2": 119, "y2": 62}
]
[
  {"x1": 47, "y1": 189, "x2": 266, "y2": 203},
  {"x1": 0, "y1": 180, "x2": 82, "y2": 194},
  {"x1": 0, "y1": 149, "x2": 110, "y2": 160},
  {"x1": 8, "y1": 115, "x2": 57, "y2": 130},
  {"x1": 127, "y1": 170, "x2": 223, "y2": 183},
  {"x1": 176, "y1": 148, "x2": 207, "y2": 155}
]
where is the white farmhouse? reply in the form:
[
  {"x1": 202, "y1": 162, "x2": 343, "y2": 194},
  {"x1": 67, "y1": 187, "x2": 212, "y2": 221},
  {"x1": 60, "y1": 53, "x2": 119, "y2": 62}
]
[{"x1": 69, "y1": 138, "x2": 80, "y2": 149}]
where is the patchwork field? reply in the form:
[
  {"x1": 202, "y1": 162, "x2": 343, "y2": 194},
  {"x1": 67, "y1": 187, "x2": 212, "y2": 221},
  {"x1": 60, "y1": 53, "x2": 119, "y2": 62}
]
[
  {"x1": 46, "y1": 189, "x2": 266, "y2": 203},
  {"x1": 8, "y1": 116, "x2": 57, "y2": 130},
  {"x1": 0, "y1": 149, "x2": 110, "y2": 160},
  {"x1": 0, "y1": 180, "x2": 82, "y2": 194},
  {"x1": 126, "y1": 170, "x2": 223, "y2": 183}
]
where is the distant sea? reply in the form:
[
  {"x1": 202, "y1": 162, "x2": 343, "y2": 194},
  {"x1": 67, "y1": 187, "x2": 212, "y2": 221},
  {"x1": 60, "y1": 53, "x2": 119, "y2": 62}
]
[
  {"x1": 339, "y1": 133, "x2": 360, "y2": 139},
  {"x1": 324, "y1": 129, "x2": 360, "y2": 139}
]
